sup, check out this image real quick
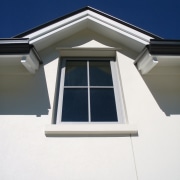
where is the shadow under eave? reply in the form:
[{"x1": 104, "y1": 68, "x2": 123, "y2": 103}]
[{"x1": 0, "y1": 65, "x2": 50, "y2": 116}]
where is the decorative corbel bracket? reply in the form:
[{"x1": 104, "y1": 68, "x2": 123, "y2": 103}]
[
  {"x1": 136, "y1": 49, "x2": 158, "y2": 74},
  {"x1": 21, "y1": 49, "x2": 39, "y2": 74}
]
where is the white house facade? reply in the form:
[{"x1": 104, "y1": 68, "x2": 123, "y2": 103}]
[{"x1": 0, "y1": 7, "x2": 180, "y2": 180}]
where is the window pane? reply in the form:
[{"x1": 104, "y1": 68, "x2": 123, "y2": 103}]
[
  {"x1": 62, "y1": 88, "x2": 88, "y2": 122},
  {"x1": 64, "y1": 61, "x2": 87, "y2": 86},
  {"x1": 90, "y1": 88, "x2": 118, "y2": 122},
  {"x1": 89, "y1": 61, "x2": 113, "y2": 86}
]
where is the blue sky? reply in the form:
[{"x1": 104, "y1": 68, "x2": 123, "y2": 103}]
[{"x1": 0, "y1": 0, "x2": 180, "y2": 39}]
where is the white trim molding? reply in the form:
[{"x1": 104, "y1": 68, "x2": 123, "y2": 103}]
[
  {"x1": 45, "y1": 124, "x2": 138, "y2": 136},
  {"x1": 136, "y1": 49, "x2": 158, "y2": 74},
  {"x1": 23, "y1": 8, "x2": 154, "y2": 52},
  {"x1": 26, "y1": 10, "x2": 152, "y2": 44},
  {"x1": 21, "y1": 50, "x2": 39, "y2": 73}
]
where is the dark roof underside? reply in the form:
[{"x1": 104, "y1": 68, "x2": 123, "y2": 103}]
[{"x1": 14, "y1": 6, "x2": 162, "y2": 39}]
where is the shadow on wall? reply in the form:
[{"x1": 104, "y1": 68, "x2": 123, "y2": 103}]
[
  {"x1": 0, "y1": 66, "x2": 50, "y2": 116},
  {"x1": 143, "y1": 75, "x2": 180, "y2": 116}
]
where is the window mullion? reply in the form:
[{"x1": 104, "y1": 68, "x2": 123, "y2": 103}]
[
  {"x1": 64, "y1": 86, "x2": 88, "y2": 88},
  {"x1": 87, "y1": 60, "x2": 91, "y2": 122}
]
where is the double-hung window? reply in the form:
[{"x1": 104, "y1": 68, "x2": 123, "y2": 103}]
[{"x1": 56, "y1": 58, "x2": 125, "y2": 124}]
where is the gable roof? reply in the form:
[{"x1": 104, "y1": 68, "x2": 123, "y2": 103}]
[
  {"x1": 14, "y1": 6, "x2": 161, "y2": 40},
  {"x1": 10, "y1": 6, "x2": 162, "y2": 54}
]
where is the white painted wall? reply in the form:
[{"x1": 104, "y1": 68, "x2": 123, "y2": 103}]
[
  {"x1": 118, "y1": 52, "x2": 180, "y2": 180},
  {"x1": 0, "y1": 32, "x2": 180, "y2": 180}
]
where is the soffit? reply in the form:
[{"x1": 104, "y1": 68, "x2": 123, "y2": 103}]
[
  {"x1": 52, "y1": 29, "x2": 138, "y2": 58},
  {"x1": 157, "y1": 56, "x2": 180, "y2": 66},
  {"x1": 0, "y1": 55, "x2": 30, "y2": 74}
]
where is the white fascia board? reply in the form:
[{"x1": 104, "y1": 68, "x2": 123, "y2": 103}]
[
  {"x1": 87, "y1": 10, "x2": 153, "y2": 43},
  {"x1": 87, "y1": 16, "x2": 149, "y2": 45},
  {"x1": 25, "y1": 9, "x2": 153, "y2": 45},
  {"x1": 21, "y1": 49, "x2": 39, "y2": 74},
  {"x1": 29, "y1": 17, "x2": 87, "y2": 44},
  {"x1": 24, "y1": 11, "x2": 89, "y2": 40},
  {"x1": 136, "y1": 49, "x2": 158, "y2": 74}
]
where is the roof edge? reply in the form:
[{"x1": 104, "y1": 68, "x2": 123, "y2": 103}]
[
  {"x1": 148, "y1": 39, "x2": 180, "y2": 55},
  {"x1": 0, "y1": 38, "x2": 29, "y2": 44},
  {"x1": 0, "y1": 38, "x2": 31, "y2": 54}
]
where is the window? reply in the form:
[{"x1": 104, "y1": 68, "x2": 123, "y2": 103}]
[{"x1": 56, "y1": 58, "x2": 125, "y2": 124}]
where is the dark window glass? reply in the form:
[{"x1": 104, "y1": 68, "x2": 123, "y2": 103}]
[
  {"x1": 64, "y1": 61, "x2": 87, "y2": 86},
  {"x1": 89, "y1": 61, "x2": 113, "y2": 86},
  {"x1": 60, "y1": 59, "x2": 119, "y2": 123},
  {"x1": 62, "y1": 88, "x2": 88, "y2": 122},
  {"x1": 90, "y1": 88, "x2": 118, "y2": 122}
]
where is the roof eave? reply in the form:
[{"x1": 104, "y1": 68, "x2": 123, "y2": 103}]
[
  {"x1": 0, "y1": 38, "x2": 42, "y2": 74},
  {"x1": 0, "y1": 38, "x2": 42, "y2": 64}
]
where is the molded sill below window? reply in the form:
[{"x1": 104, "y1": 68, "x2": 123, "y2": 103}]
[{"x1": 45, "y1": 124, "x2": 138, "y2": 136}]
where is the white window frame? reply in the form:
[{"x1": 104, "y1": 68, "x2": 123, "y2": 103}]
[
  {"x1": 45, "y1": 51, "x2": 138, "y2": 136},
  {"x1": 56, "y1": 57, "x2": 126, "y2": 124}
]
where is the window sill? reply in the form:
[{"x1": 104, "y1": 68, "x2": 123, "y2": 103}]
[{"x1": 45, "y1": 124, "x2": 138, "y2": 136}]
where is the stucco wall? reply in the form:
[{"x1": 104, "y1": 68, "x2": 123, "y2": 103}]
[
  {"x1": 0, "y1": 55, "x2": 137, "y2": 180},
  {"x1": 118, "y1": 52, "x2": 180, "y2": 180},
  {"x1": 0, "y1": 34, "x2": 180, "y2": 180}
]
